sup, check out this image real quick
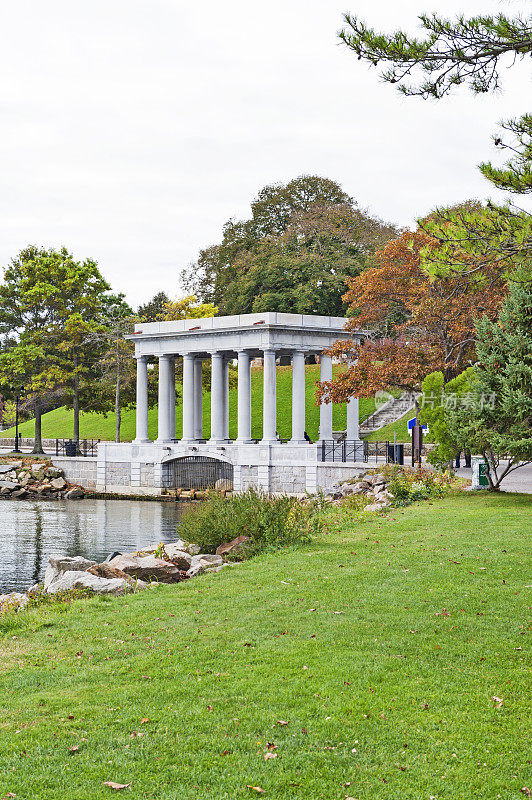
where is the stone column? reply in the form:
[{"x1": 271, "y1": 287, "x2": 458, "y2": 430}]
[
  {"x1": 210, "y1": 352, "x2": 225, "y2": 442},
  {"x1": 291, "y1": 350, "x2": 306, "y2": 443},
  {"x1": 134, "y1": 356, "x2": 150, "y2": 442},
  {"x1": 193, "y1": 358, "x2": 203, "y2": 440},
  {"x1": 223, "y1": 358, "x2": 230, "y2": 440},
  {"x1": 182, "y1": 353, "x2": 195, "y2": 441},
  {"x1": 318, "y1": 353, "x2": 333, "y2": 441},
  {"x1": 262, "y1": 349, "x2": 277, "y2": 442},
  {"x1": 168, "y1": 357, "x2": 176, "y2": 441},
  {"x1": 347, "y1": 397, "x2": 359, "y2": 440},
  {"x1": 237, "y1": 351, "x2": 252, "y2": 443},
  {"x1": 156, "y1": 354, "x2": 172, "y2": 442}
]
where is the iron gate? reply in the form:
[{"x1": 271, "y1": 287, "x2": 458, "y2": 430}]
[{"x1": 163, "y1": 456, "x2": 234, "y2": 491}]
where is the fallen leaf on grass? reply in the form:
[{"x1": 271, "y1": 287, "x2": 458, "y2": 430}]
[
  {"x1": 264, "y1": 752, "x2": 277, "y2": 761},
  {"x1": 103, "y1": 782, "x2": 132, "y2": 790},
  {"x1": 68, "y1": 745, "x2": 79, "y2": 753},
  {"x1": 246, "y1": 786, "x2": 265, "y2": 794},
  {"x1": 276, "y1": 720, "x2": 289, "y2": 726},
  {"x1": 2, "y1": 794, "x2": 16, "y2": 799},
  {"x1": 491, "y1": 696, "x2": 504, "y2": 708},
  {"x1": 520, "y1": 788, "x2": 531, "y2": 797},
  {"x1": 140, "y1": 717, "x2": 149, "y2": 724}
]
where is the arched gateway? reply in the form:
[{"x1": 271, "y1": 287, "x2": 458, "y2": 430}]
[
  {"x1": 94, "y1": 312, "x2": 366, "y2": 495},
  {"x1": 163, "y1": 456, "x2": 233, "y2": 491}
]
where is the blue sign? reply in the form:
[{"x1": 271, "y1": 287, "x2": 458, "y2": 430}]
[{"x1": 407, "y1": 418, "x2": 428, "y2": 436}]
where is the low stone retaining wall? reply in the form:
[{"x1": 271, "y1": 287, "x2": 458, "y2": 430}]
[{"x1": 50, "y1": 457, "x2": 98, "y2": 490}]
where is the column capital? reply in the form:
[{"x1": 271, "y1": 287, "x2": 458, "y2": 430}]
[{"x1": 136, "y1": 354, "x2": 149, "y2": 362}]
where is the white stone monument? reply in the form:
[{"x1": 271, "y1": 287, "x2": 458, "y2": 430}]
[{"x1": 95, "y1": 312, "x2": 366, "y2": 495}]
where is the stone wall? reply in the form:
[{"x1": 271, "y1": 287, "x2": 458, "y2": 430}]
[
  {"x1": 270, "y1": 465, "x2": 306, "y2": 494},
  {"x1": 50, "y1": 457, "x2": 98, "y2": 489}
]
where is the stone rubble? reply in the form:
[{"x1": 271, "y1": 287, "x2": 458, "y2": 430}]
[
  {"x1": 327, "y1": 471, "x2": 395, "y2": 511},
  {"x1": 2, "y1": 536, "x2": 239, "y2": 611},
  {"x1": 0, "y1": 460, "x2": 85, "y2": 501}
]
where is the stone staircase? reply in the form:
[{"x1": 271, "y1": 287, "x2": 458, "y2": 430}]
[{"x1": 359, "y1": 391, "x2": 417, "y2": 436}]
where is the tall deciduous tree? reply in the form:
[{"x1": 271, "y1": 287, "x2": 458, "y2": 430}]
[
  {"x1": 317, "y1": 230, "x2": 506, "y2": 403},
  {"x1": 0, "y1": 246, "x2": 116, "y2": 452},
  {"x1": 181, "y1": 175, "x2": 398, "y2": 313}
]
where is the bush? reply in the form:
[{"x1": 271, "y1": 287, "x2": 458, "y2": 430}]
[
  {"x1": 386, "y1": 465, "x2": 457, "y2": 504},
  {"x1": 178, "y1": 488, "x2": 322, "y2": 558}
]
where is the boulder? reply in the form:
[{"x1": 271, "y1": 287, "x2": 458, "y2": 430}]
[
  {"x1": 46, "y1": 467, "x2": 64, "y2": 479},
  {"x1": 190, "y1": 554, "x2": 224, "y2": 570},
  {"x1": 11, "y1": 489, "x2": 28, "y2": 499},
  {"x1": 0, "y1": 480, "x2": 15, "y2": 490},
  {"x1": 65, "y1": 488, "x2": 84, "y2": 500},
  {"x1": 0, "y1": 487, "x2": 12, "y2": 496},
  {"x1": 184, "y1": 542, "x2": 201, "y2": 556},
  {"x1": 214, "y1": 478, "x2": 233, "y2": 492},
  {"x1": 44, "y1": 555, "x2": 98, "y2": 589},
  {"x1": 364, "y1": 502, "x2": 386, "y2": 513},
  {"x1": 216, "y1": 535, "x2": 251, "y2": 557},
  {"x1": 186, "y1": 563, "x2": 205, "y2": 578},
  {"x1": 38, "y1": 483, "x2": 53, "y2": 494},
  {"x1": 107, "y1": 554, "x2": 181, "y2": 583},
  {"x1": 162, "y1": 544, "x2": 192, "y2": 570},
  {"x1": 51, "y1": 477, "x2": 67, "y2": 490},
  {"x1": 46, "y1": 571, "x2": 132, "y2": 596},
  {"x1": 87, "y1": 563, "x2": 134, "y2": 581},
  {"x1": 0, "y1": 465, "x2": 13, "y2": 474},
  {"x1": 31, "y1": 464, "x2": 44, "y2": 475},
  {"x1": 0, "y1": 592, "x2": 29, "y2": 611}
]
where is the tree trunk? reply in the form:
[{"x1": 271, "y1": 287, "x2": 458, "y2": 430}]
[
  {"x1": 115, "y1": 372, "x2": 121, "y2": 443},
  {"x1": 32, "y1": 398, "x2": 44, "y2": 454},
  {"x1": 73, "y1": 353, "x2": 80, "y2": 447}
]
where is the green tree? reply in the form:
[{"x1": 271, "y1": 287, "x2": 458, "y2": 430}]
[
  {"x1": 137, "y1": 291, "x2": 171, "y2": 322},
  {"x1": 182, "y1": 177, "x2": 398, "y2": 314},
  {"x1": 339, "y1": 10, "x2": 532, "y2": 277},
  {"x1": 420, "y1": 281, "x2": 532, "y2": 488},
  {"x1": 0, "y1": 246, "x2": 116, "y2": 452}
]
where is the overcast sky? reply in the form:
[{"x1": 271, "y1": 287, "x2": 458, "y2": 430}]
[{"x1": 0, "y1": 0, "x2": 529, "y2": 307}]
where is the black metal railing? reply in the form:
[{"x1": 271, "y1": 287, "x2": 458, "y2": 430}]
[
  {"x1": 163, "y1": 456, "x2": 234, "y2": 491},
  {"x1": 55, "y1": 439, "x2": 99, "y2": 457},
  {"x1": 318, "y1": 440, "x2": 407, "y2": 464}
]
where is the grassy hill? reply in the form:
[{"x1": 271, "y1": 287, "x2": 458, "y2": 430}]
[
  {"x1": 0, "y1": 491, "x2": 529, "y2": 798},
  {"x1": 0, "y1": 365, "x2": 375, "y2": 443}
]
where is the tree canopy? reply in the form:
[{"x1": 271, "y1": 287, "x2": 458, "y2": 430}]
[
  {"x1": 181, "y1": 175, "x2": 399, "y2": 315},
  {"x1": 317, "y1": 230, "x2": 506, "y2": 403}
]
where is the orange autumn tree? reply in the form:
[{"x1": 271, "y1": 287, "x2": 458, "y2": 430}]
[{"x1": 317, "y1": 230, "x2": 506, "y2": 404}]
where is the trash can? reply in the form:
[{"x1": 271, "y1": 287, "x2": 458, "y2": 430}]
[
  {"x1": 65, "y1": 440, "x2": 77, "y2": 457},
  {"x1": 387, "y1": 443, "x2": 404, "y2": 464},
  {"x1": 471, "y1": 456, "x2": 490, "y2": 490}
]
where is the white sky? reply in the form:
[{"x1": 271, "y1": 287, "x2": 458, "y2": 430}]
[{"x1": 0, "y1": 0, "x2": 529, "y2": 307}]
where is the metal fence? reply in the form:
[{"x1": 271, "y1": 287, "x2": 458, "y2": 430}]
[
  {"x1": 163, "y1": 456, "x2": 234, "y2": 491},
  {"x1": 318, "y1": 440, "x2": 407, "y2": 464},
  {"x1": 55, "y1": 439, "x2": 99, "y2": 457}
]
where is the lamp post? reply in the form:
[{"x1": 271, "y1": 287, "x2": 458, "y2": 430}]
[{"x1": 13, "y1": 391, "x2": 22, "y2": 453}]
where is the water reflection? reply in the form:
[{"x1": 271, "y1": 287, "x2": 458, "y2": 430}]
[{"x1": 0, "y1": 499, "x2": 184, "y2": 593}]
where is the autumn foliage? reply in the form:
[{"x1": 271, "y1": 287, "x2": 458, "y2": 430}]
[{"x1": 317, "y1": 230, "x2": 506, "y2": 403}]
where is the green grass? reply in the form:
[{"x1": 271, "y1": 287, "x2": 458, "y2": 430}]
[
  {"x1": 0, "y1": 492, "x2": 529, "y2": 799},
  {"x1": 0, "y1": 366, "x2": 375, "y2": 443}
]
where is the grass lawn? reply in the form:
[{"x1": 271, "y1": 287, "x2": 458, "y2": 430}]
[
  {"x1": 0, "y1": 365, "x2": 375, "y2": 443},
  {"x1": 0, "y1": 491, "x2": 529, "y2": 799}
]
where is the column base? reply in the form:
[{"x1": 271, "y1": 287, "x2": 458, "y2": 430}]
[
  {"x1": 133, "y1": 438, "x2": 151, "y2": 444},
  {"x1": 236, "y1": 438, "x2": 253, "y2": 444},
  {"x1": 290, "y1": 439, "x2": 308, "y2": 445}
]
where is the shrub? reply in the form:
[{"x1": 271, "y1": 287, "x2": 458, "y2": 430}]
[
  {"x1": 178, "y1": 488, "x2": 322, "y2": 558},
  {"x1": 386, "y1": 465, "x2": 457, "y2": 505}
]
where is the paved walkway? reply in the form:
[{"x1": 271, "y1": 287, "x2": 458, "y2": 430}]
[{"x1": 456, "y1": 461, "x2": 532, "y2": 494}]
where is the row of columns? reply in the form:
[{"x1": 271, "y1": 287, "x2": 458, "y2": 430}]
[{"x1": 134, "y1": 351, "x2": 359, "y2": 444}]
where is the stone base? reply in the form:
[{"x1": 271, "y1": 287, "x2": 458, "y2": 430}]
[{"x1": 88, "y1": 440, "x2": 366, "y2": 496}]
